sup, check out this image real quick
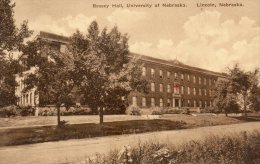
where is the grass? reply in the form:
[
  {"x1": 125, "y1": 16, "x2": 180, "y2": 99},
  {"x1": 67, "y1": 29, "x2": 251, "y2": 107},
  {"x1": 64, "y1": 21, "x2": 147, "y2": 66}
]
[
  {"x1": 79, "y1": 130, "x2": 260, "y2": 164},
  {"x1": 0, "y1": 114, "x2": 259, "y2": 146},
  {"x1": 0, "y1": 119, "x2": 185, "y2": 146}
]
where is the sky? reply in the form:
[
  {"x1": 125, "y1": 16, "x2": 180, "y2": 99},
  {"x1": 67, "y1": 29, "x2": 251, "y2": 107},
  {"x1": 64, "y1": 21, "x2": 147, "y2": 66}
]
[{"x1": 13, "y1": 0, "x2": 260, "y2": 73}]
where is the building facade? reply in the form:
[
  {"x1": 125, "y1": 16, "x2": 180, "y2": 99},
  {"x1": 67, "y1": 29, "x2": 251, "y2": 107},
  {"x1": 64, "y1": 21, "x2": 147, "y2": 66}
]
[{"x1": 15, "y1": 31, "x2": 228, "y2": 110}]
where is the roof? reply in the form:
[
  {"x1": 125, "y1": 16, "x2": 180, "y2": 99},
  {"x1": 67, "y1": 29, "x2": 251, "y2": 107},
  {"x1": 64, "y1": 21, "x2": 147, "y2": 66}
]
[{"x1": 38, "y1": 31, "x2": 228, "y2": 78}]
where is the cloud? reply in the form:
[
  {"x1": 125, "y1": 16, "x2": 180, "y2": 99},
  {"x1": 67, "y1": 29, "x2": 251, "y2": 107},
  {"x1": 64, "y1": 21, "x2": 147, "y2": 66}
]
[
  {"x1": 29, "y1": 14, "x2": 96, "y2": 36},
  {"x1": 130, "y1": 10, "x2": 260, "y2": 72},
  {"x1": 107, "y1": 9, "x2": 149, "y2": 31}
]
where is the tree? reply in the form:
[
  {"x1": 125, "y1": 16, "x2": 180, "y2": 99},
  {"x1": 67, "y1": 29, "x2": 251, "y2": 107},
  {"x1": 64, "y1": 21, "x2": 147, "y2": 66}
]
[
  {"x1": 23, "y1": 40, "x2": 75, "y2": 127},
  {"x1": 212, "y1": 80, "x2": 239, "y2": 116},
  {"x1": 229, "y1": 64, "x2": 259, "y2": 116},
  {"x1": 0, "y1": 0, "x2": 32, "y2": 107},
  {"x1": 70, "y1": 21, "x2": 148, "y2": 124}
]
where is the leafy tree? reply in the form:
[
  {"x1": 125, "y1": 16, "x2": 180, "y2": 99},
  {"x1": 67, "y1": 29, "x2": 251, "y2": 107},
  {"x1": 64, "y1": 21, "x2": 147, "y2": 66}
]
[
  {"x1": 23, "y1": 41, "x2": 75, "y2": 126},
  {"x1": 70, "y1": 21, "x2": 148, "y2": 124},
  {"x1": 212, "y1": 80, "x2": 239, "y2": 116},
  {"x1": 229, "y1": 64, "x2": 259, "y2": 115},
  {"x1": 0, "y1": 0, "x2": 32, "y2": 107}
]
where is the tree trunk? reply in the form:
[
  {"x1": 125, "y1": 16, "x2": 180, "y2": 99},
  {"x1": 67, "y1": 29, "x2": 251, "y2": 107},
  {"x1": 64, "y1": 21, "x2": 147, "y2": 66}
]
[
  {"x1": 225, "y1": 112, "x2": 228, "y2": 117},
  {"x1": 57, "y1": 106, "x2": 61, "y2": 127},
  {"x1": 99, "y1": 107, "x2": 104, "y2": 125},
  {"x1": 243, "y1": 94, "x2": 247, "y2": 117}
]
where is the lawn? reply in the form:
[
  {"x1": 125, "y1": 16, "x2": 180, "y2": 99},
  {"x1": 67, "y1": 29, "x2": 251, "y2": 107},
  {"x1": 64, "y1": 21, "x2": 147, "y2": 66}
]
[{"x1": 0, "y1": 114, "x2": 259, "y2": 146}]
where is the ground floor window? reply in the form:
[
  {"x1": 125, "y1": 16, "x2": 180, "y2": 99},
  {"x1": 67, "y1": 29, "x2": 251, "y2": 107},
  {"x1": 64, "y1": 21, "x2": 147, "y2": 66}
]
[
  {"x1": 132, "y1": 96, "x2": 137, "y2": 106},
  {"x1": 151, "y1": 98, "x2": 155, "y2": 107},
  {"x1": 159, "y1": 98, "x2": 163, "y2": 107},
  {"x1": 142, "y1": 97, "x2": 146, "y2": 107}
]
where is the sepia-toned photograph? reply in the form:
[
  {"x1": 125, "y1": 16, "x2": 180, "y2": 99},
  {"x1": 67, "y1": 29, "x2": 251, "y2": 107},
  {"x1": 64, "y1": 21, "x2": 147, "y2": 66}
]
[{"x1": 0, "y1": 0, "x2": 260, "y2": 163}]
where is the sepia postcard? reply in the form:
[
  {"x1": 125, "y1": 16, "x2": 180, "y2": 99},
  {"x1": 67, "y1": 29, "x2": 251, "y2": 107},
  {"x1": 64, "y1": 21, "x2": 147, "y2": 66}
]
[{"x1": 0, "y1": 0, "x2": 259, "y2": 163}]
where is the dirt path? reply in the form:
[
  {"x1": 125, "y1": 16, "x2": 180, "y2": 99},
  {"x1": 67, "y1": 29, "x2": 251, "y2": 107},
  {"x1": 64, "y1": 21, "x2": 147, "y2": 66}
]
[{"x1": 0, "y1": 122, "x2": 259, "y2": 164}]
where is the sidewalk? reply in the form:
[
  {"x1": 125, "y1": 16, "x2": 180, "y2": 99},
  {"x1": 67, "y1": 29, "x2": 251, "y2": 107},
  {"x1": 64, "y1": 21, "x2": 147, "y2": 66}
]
[{"x1": 0, "y1": 122, "x2": 259, "y2": 164}]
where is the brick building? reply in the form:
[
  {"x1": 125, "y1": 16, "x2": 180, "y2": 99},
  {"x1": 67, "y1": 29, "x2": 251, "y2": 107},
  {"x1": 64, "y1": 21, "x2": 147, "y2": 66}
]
[{"x1": 15, "y1": 31, "x2": 228, "y2": 110}]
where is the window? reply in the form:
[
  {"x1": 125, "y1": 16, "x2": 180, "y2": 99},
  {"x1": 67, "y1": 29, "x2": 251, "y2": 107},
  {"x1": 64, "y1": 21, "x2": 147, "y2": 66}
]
[
  {"x1": 132, "y1": 96, "x2": 137, "y2": 106},
  {"x1": 151, "y1": 68, "x2": 155, "y2": 77},
  {"x1": 151, "y1": 82, "x2": 155, "y2": 92},
  {"x1": 187, "y1": 74, "x2": 190, "y2": 82},
  {"x1": 181, "y1": 74, "x2": 184, "y2": 80},
  {"x1": 167, "y1": 84, "x2": 171, "y2": 93},
  {"x1": 151, "y1": 98, "x2": 155, "y2": 107},
  {"x1": 199, "y1": 100, "x2": 202, "y2": 107},
  {"x1": 174, "y1": 84, "x2": 180, "y2": 94},
  {"x1": 159, "y1": 98, "x2": 163, "y2": 107},
  {"x1": 193, "y1": 76, "x2": 196, "y2": 83},
  {"x1": 187, "y1": 87, "x2": 190, "y2": 95},
  {"x1": 159, "y1": 84, "x2": 163, "y2": 92},
  {"x1": 159, "y1": 70, "x2": 163, "y2": 78},
  {"x1": 174, "y1": 73, "x2": 178, "y2": 79},
  {"x1": 60, "y1": 44, "x2": 67, "y2": 53},
  {"x1": 199, "y1": 77, "x2": 201, "y2": 85},
  {"x1": 204, "y1": 89, "x2": 207, "y2": 96},
  {"x1": 199, "y1": 89, "x2": 202, "y2": 95},
  {"x1": 205, "y1": 101, "x2": 208, "y2": 107},
  {"x1": 167, "y1": 98, "x2": 171, "y2": 107},
  {"x1": 181, "y1": 86, "x2": 184, "y2": 94},
  {"x1": 194, "y1": 100, "x2": 196, "y2": 107},
  {"x1": 142, "y1": 67, "x2": 146, "y2": 76},
  {"x1": 187, "y1": 100, "x2": 190, "y2": 107},
  {"x1": 193, "y1": 88, "x2": 196, "y2": 95},
  {"x1": 142, "y1": 97, "x2": 146, "y2": 107},
  {"x1": 209, "y1": 79, "x2": 211, "y2": 86},
  {"x1": 167, "y1": 71, "x2": 170, "y2": 79},
  {"x1": 204, "y1": 78, "x2": 207, "y2": 85}
]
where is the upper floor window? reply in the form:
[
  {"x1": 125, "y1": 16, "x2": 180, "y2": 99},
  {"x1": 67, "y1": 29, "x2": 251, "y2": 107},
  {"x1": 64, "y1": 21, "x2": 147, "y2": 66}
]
[
  {"x1": 181, "y1": 74, "x2": 184, "y2": 81},
  {"x1": 204, "y1": 78, "x2": 207, "y2": 85},
  {"x1": 193, "y1": 76, "x2": 196, "y2": 83},
  {"x1": 174, "y1": 84, "x2": 180, "y2": 94},
  {"x1": 167, "y1": 98, "x2": 171, "y2": 107},
  {"x1": 167, "y1": 84, "x2": 171, "y2": 93},
  {"x1": 181, "y1": 86, "x2": 184, "y2": 94},
  {"x1": 204, "y1": 89, "x2": 207, "y2": 96},
  {"x1": 187, "y1": 74, "x2": 190, "y2": 82},
  {"x1": 142, "y1": 67, "x2": 146, "y2": 76},
  {"x1": 199, "y1": 77, "x2": 201, "y2": 85},
  {"x1": 193, "y1": 88, "x2": 196, "y2": 95},
  {"x1": 199, "y1": 88, "x2": 202, "y2": 95},
  {"x1": 209, "y1": 79, "x2": 212, "y2": 86},
  {"x1": 60, "y1": 44, "x2": 67, "y2": 53},
  {"x1": 159, "y1": 70, "x2": 163, "y2": 78},
  {"x1": 151, "y1": 68, "x2": 155, "y2": 77},
  {"x1": 151, "y1": 82, "x2": 155, "y2": 92},
  {"x1": 167, "y1": 71, "x2": 170, "y2": 79},
  {"x1": 159, "y1": 83, "x2": 163, "y2": 92},
  {"x1": 187, "y1": 87, "x2": 190, "y2": 95},
  {"x1": 174, "y1": 73, "x2": 178, "y2": 79}
]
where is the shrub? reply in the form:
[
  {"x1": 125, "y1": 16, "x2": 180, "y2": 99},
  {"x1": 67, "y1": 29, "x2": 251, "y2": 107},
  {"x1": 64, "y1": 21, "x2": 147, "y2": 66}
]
[
  {"x1": 0, "y1": 105, "x2": 35, "y2": 117},
  {"x1": 125, "y1": 105, "x2": 141, "y2": 116},
  {"x1": 163, "y1": 108, "x2": 181, "y2": 114},
  {"x1": 38, "y1": 106, "x2": 92, "y2": 116},
  {"x1": 151, "y1": 107, "x2": 163, "y2": 115},
  {"x1": 0, "y1": 105, "x2": 18, "y2": 117}
]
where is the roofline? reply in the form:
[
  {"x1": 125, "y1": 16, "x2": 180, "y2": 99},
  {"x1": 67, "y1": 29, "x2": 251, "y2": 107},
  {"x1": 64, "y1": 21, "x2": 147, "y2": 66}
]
[{"x1": 30, "y1": 31, "x2": 228, "y2": 78}]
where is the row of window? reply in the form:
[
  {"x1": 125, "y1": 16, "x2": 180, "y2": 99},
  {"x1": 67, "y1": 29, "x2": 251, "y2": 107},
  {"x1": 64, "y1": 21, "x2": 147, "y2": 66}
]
[
  {"x1": 150, "y1": 83, "x2": 213, "y2": 96},
  {"x1": 142, "y1": 67, "x2": 215, "y2": 85},
  {"x1": 132, "y1": 97, "x2": 212, "y2": 108}
]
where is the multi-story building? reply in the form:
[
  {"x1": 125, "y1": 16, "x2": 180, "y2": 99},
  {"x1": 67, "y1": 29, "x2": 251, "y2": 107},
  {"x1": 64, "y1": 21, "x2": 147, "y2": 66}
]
[{"x1": 15, "y1": 31, "x2": 228, "y2": 110}]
